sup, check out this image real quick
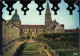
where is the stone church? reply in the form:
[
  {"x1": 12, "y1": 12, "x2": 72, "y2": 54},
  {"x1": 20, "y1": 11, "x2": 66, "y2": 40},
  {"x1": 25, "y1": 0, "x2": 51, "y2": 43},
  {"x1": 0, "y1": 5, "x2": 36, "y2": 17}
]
[{"x1": 20, "y1": 3, "x2": 64, "y2": 37}]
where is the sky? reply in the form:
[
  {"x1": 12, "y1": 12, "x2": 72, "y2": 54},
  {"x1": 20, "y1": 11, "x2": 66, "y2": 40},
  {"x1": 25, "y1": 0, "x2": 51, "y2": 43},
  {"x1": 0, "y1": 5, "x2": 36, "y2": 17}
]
[{"x1": 2, "y1": 0, "x2": 79, "y2": 29}]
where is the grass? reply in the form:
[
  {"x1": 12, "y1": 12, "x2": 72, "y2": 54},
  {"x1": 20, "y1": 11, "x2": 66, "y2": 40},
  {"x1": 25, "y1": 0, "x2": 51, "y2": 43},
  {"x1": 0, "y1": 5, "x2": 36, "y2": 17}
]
[
  {"x1": 23, "y1": 43, "x2": 39, "y2": 51},
  {"x1": 21, "y1": 43, "x2": 41, "y2": 56}
]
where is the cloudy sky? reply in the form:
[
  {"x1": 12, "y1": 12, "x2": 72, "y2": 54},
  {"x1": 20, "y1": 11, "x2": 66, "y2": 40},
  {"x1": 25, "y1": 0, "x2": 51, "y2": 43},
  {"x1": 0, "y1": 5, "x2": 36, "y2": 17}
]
[{"x1": 2, "y1": 0, "x2": 79, "y2": 29}]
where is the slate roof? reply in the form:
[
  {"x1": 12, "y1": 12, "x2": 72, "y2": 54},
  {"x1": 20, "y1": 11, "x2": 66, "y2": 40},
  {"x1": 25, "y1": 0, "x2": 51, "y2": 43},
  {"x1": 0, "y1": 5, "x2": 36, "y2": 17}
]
[{"x1": 11, "y1": 10, "x2": 20, "y2": 21}]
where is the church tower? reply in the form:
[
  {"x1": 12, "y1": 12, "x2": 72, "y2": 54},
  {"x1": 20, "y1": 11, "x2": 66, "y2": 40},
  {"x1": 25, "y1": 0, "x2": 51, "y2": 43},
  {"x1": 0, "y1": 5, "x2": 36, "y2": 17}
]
[
  {"x1": 11, "y1": 10, "x2": 21, "y2": 27},
  {"x1": 45, "y1": 2, "x2": 52, "y2": 26}
]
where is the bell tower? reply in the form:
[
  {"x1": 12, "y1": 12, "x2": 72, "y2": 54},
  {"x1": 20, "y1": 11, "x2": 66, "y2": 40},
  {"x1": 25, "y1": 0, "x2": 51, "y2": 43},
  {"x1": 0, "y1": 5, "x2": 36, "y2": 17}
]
[{"x1": 45, "y1": 2, "x2": 52, "y2": 26}]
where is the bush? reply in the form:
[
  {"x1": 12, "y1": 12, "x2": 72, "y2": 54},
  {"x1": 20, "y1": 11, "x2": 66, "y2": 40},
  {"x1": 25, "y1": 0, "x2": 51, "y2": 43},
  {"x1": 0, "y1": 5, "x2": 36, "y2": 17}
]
[{"x1": 43, "y1": 32, "x2": 79, "y2": 49}]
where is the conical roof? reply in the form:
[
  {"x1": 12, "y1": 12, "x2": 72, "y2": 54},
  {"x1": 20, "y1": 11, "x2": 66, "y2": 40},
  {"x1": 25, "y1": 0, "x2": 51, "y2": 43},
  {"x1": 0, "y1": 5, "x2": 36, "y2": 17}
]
[{"x1": 11, "y1": 10, "x2": 20, "y2": 21}]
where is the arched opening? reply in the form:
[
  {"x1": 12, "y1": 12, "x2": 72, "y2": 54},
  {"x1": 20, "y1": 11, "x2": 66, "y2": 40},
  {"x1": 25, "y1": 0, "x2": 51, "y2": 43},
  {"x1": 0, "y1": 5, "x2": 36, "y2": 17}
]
[
  {"x1": 36, "y1": 30, "x2": 37, "y2": 33},
  {"x1": 24, "y1": 30, "x2": 28, "y2": 37},
  {"x1": 29, "y1": 29, "x2": 30, "y2": 33}
]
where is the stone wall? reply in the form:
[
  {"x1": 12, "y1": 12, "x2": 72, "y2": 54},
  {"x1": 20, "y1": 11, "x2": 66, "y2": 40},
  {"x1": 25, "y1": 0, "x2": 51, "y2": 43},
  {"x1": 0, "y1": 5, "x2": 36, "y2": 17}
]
[
  {"x1": 2, "y1": 19, "x2": 6, "y2": 45},
  {"x1": 2, "y1": 19, "x2": 21, "y2": 46},
  {"x1": 2, "y1": 40, "x2": 25, "y2": 56}
]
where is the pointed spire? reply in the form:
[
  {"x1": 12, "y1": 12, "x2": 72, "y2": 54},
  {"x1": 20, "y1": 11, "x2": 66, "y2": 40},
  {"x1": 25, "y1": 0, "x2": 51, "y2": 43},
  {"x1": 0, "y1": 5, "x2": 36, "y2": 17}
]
[
  {"x1": 47, "y1": 1, "x2": 49, "y2": 9},
  {"x1": 15, "y1": 9, "x2": 17, "y2": 13},
  {"x1": 46, "y1": 1, "x2": 50, "y2": 13},
  {"x1": 14, "y1": 9, "x2": 18, "y2": 16}
]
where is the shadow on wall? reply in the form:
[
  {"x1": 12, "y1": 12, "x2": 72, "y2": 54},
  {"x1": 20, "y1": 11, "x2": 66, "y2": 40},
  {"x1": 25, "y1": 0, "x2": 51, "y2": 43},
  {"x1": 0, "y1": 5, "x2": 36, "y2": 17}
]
[{"x1": 14, "y1": 42, "x2": 26, "y2": 56}]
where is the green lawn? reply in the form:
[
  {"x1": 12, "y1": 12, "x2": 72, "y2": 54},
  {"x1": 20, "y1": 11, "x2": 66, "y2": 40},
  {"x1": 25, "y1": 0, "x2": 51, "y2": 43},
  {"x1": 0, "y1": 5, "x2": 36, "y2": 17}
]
[
  {"x1": 23, "y1": 43, "x2": 39, "y2": 51},
  {"x1": 21, "y1": 43, "x2": 41, "y2": 56}
]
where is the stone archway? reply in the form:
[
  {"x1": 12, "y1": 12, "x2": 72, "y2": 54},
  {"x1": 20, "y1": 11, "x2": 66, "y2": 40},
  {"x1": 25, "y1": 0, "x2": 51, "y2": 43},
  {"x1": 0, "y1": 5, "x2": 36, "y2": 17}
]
[
  {"x1": 31, "y1": 30, "x2": 35, "y2": 39},
  {"x1": 23, "y1": 29, "x2": 28, "y2": 37},
  {"x1": 32, "y1": 31, "x2": 35, "y2": 35},
  {"x1": 30, "y1": 30, "x2": 37, "y2": 40}
]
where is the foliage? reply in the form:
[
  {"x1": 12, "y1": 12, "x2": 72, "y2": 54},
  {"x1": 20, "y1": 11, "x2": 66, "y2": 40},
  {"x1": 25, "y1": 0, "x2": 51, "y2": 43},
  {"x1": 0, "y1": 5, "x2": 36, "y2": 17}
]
[
  {"x1": 43, "y1": 32, "x2": 79, "y2": 49},
  {"x1": 44, "y1": 38, "x2": 69, "y2": 49},
  {"x1": 36, "y1": 34, "x2": 45, "y2": 42},
  {"x1": 56, "y1": 51, "x2": 79, "y2": 56},
  {"x1": 27, "y1": 36, "x2": 30, "y2": 40}
]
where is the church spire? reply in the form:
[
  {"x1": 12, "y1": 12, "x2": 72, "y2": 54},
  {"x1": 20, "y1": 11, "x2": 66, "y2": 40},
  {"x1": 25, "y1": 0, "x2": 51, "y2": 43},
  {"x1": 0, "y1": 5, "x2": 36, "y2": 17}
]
[
  {"x1": 15, "y1": 9, "x2": 17, "y2": 13},
  {"x1": 46, "y1": 2, "x2": 50, "y2": 13},
  {"x1": 45, "y1": 1, "x2": 52, "y2": 26}
]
